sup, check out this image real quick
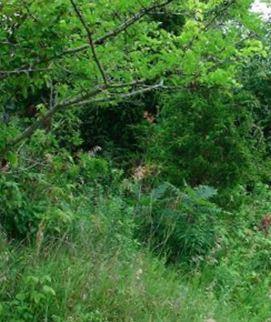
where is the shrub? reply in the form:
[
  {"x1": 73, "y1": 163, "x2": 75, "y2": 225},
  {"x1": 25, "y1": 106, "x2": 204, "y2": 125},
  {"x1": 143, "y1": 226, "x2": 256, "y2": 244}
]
[
  {"x1": 135, "y1": 182, "x2": 222, "y2": 263},
  {"x1": 0, "y1": 141, "x2": 111, "y2": 239},
  {"x1": 147, "y1": 90, "x2": 266, "y2": 190}
]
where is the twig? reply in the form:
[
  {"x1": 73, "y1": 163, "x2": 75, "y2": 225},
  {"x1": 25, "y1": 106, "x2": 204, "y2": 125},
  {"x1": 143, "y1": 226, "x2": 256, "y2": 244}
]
[
  {"x1": 0, "y1": 67, "x2": 51, "y2": 77},
  {"x1": 74, "y1": 81, "x2": 164, "y2": 106}
]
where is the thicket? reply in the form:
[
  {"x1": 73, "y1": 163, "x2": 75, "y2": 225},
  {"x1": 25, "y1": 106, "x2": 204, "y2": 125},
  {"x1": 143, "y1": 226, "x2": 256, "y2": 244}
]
[{"x1": 0, "y1": 0, "x2": 271, "y2": 321}]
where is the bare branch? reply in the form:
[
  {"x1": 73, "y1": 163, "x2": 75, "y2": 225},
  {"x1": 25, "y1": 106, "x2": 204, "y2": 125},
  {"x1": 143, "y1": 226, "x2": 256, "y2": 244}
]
[
  {"x1": 0, "y1": 41, "x2": 19, "y2": 46},
  {"x1": 0, "y1": 67, "x2": 51, "y2": 77},
  {"x1": 104, "y1": 79, "x2": 145, "y2": 88},
  {"x1": 9, "y1": 86, "x2": 103, "y2": 148},
  {"x1": 7, "y1": 80, "x2": 160, "y2": 148},
  {"x1": 74, "y1": 81, "x2": 164, "y2": 106}
]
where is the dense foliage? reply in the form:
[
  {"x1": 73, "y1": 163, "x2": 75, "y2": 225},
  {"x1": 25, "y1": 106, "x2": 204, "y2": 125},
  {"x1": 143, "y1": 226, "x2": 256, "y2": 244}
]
[{"x1": 1, "y1": 0, "x2": 271, "y2": 321}]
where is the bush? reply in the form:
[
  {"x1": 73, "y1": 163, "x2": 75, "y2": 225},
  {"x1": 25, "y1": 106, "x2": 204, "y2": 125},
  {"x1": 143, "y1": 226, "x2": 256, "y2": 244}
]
[
  {"x1": 147, "y1": 90, "x2": 266, "y2": 190},
  {"x1": 134, "y1": 182, "x2": 222, "y2": 263},
  {"x1": 0, "y1": 139, "x2": 111, "y2": 239}
]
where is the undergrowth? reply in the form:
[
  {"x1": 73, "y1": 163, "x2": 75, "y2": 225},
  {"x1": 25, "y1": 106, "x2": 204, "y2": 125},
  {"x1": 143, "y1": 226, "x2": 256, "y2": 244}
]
[{"x1": 0, "y1": 150, "x2": 270, "y2": 321}]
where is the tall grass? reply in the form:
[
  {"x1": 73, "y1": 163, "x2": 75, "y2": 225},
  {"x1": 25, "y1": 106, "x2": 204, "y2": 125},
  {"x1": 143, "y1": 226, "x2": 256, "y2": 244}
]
[{"x1": 0, "y1": 184, "x2": 270, "y2": 321}]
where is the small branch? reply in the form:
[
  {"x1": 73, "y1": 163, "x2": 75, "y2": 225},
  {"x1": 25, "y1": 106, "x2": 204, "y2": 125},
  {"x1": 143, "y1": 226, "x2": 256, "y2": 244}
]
[
  {"x1": 94, "y1": 0, "x2": 174, "y2": 45},
  {"x1": 0, "y1": 41, "x2": 19, "y2": 46},
  {"x1": 75, "y1": 81, "x2": 164, "y2": 106},
  {"x1": 9, "y1": 86, "x2": 104, "y2": 148},
  {"x1": 70, "y1": 0, "x2": 108, "y2": 85},
  {"x1": 0, "y1": 67, "x2": 51, "y2": 78},
  {"x1": 7, "y1": 80, "x2": 161, "y2": 149},
  {"x1": 104, "y1": 79, "x2": 145, "y2": 89}
]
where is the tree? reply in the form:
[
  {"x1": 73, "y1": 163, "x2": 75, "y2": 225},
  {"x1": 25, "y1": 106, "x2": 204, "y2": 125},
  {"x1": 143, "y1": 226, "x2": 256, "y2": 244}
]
[{"x1": 0, "y1": 0, "x2": 266, "y2": 158}]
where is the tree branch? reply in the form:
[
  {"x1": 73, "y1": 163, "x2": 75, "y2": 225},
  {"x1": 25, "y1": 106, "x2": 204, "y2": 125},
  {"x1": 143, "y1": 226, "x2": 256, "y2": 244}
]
[
  {"x1": 0, "y1": 67, "x2": 51, "y2": 77},
  {"x1": 0, "y1": 0, "x2": 174, "y2": 79},
  {"x1": 7, "y1": 80, "x2": 161, "y2": 148},
  {"x1": 72, "y1": 81, "x2": 164, "y2": 106},
  {"x1": 94, "y1": 0, "x2": 174, "y2": 45},
  {"x1": 8, "y1": 86, "x2": 103, "y2": 148},
  {"x1": 70, "y1": 0, "x2": 108, "y2": 85}
]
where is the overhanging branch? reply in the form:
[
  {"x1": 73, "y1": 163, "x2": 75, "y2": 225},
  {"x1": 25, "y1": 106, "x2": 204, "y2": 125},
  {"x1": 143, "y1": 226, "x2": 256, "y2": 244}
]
[
  {"x1": 70, "y1": 0, "x2": 108, "y2": 85},
  {"x1": 8, "y1": 80, "x2": 163, "y2": 149},
  {"x1": 0, "y1": 0, "x2": 174, "y2": 79}
]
